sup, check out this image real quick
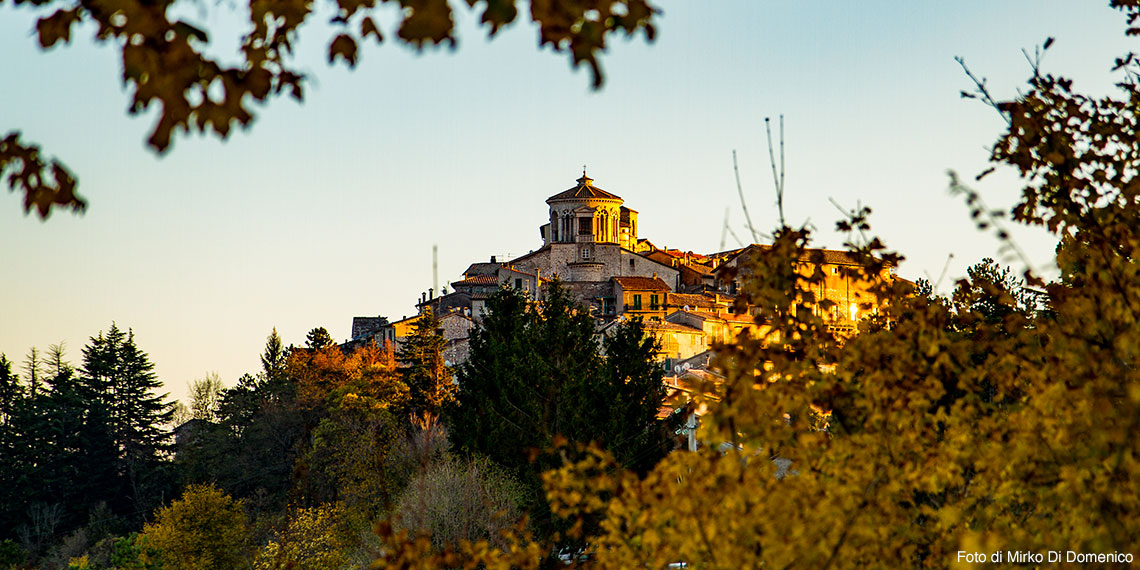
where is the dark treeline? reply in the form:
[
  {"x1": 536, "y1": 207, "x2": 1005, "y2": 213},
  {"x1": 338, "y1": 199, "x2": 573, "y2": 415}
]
[
  {"x1": 0, "y1": 324, "x2": 173, "y2": 566},
  {"x1": 0, "y1": 281, "x2": 677, "y2": 569}
]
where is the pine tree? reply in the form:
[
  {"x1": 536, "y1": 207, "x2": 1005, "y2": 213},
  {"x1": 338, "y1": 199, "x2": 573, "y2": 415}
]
[
  {"x1": 305, "y1": 327, "x2": 334, "y2": 350},
  {"x1": 397, "y1": 308, "x2": 454, "y2": 416}
]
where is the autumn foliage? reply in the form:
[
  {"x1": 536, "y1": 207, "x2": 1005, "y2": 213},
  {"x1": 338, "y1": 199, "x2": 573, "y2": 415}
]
[
  {"x1": 370, "y1": 4, "x2": 1140, "y2": 569},
  {"x1": 289, "y1": 340, "x2": 407, "y2": 412}
]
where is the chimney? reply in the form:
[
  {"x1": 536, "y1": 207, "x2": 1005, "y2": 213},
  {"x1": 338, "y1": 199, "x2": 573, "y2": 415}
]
[
  {"x1": 490, "y1": 255, "x2": 497, "y2": 263},
  {"x1": 429, "y1": 288, "x2": 434, "y2": 300}
]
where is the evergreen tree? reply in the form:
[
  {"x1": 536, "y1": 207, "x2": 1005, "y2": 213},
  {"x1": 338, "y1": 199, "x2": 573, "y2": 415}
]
[
  {"x1": 595, "y1": 317, "x2": 674, "y2": 474},
  {"x1": 260, "y1": 327, "x2": 288, "y2": 380},
  {"x1": 0, "y1": 354, "x2": 20, "y2": 425},
  {"x1": 79, "y1": 323, "x2": 174, "y2": 520},
  {"x1": 22, "y1": 347, "x2": 42, "y2": 399},
  {"x1": 305, "y1": 327, "x2": 334, "y2": 350},
  {"x1": 397, "y1": 308, "x2": 454, "y2": 416},
  {"x1": 448, "y1": 281, "x2": 672, "y2": 537},
  {"x1": 183, "y1": 330, "x2": 307, "y2": 512},
  {"x1": 0, "y1": 346, "x2": 119, "y2": 545}
]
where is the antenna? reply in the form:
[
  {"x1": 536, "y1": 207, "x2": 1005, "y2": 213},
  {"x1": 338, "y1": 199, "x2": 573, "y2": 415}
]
[{"x1": 432, "y1": 244, "x2": 439, "y2": 296}]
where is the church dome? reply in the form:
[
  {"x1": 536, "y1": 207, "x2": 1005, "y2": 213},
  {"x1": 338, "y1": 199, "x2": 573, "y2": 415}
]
[{"x1": 546, "y1": 171, "x2": 623, "y2": 204}]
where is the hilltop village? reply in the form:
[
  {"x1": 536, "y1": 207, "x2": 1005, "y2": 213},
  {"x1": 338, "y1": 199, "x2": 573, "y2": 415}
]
[{"x1": 348, "y1": 172, "x2": 896, "y2": 375}]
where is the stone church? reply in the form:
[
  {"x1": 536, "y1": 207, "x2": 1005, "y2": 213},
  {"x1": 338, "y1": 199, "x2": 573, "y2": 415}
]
[{"x1": 351, "y1": 171, "x2": 899, "y2": 366}]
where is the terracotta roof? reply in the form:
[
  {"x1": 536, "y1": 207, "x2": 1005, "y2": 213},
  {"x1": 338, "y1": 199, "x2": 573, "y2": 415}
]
[
  {"x1": 612, "y1": 276, "x2": 672, "y2": 291},
  {"x1": 667, "y1": 293, "x2": 722, "y2": 308},
  {"x1": 546, "y1": 173, "x2": 622, "y2": 202},
  {"x1": 452, "y1": 275, "x2": 498, "y2": 286}
]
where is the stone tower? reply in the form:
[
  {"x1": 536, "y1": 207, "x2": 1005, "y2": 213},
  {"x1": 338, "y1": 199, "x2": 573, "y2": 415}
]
[{"x1": 539, "y1": 171, "x2": 638, "y2": 250}]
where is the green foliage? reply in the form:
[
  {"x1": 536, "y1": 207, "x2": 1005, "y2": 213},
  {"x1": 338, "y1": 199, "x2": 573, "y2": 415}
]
[
  {"x1": 177, "y1": 333, "x2": 307, "y2": 513},
  {"x1": 376, "y1": 5, "x2": 1140, "y2": 567},
  {"x1": 293, "y1": 408, "x2": 401, "y2": 515},
  {"x1": 304, "y1": 327, "x2": 334, "y2": 350},
  {"x1": 253, "y1": 503, "x2": 360, "y2": 570},
  {"x1": 80, "y1": 323, "x2": 174, "y2": 521},
  {"x1": 142, "y1": 484, "x2": 251, "y2": 570},
  {"x1": 108, "y1": 533, "x2": 162, "y2": 570},
  {"x1": 397, "y1": 308, "x2": 455, "y2": 416},
  {"x1": 0, "y1": 343, "x2": 120, "y2": 549},
  {"x1": 448, "y1": 281, "x2": 673, "y2": 538},
  {"x1": 0, "y1": 354, "x2": 19, "y2": 424},
  {"x1": 0, "y1": 539, "x2": 26, "y2": 568},
  {"x1": 258, "y1": 328, "x2": 287, "y2": 381}
]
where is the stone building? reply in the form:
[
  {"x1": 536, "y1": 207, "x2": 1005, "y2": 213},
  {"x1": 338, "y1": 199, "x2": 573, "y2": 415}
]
[{"x1": 352, "y1": 170, "x2": 900, "y2": 367}]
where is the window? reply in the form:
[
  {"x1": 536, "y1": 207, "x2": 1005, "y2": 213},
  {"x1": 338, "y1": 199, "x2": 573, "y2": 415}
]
[
  {"x1": 630, "y1": 259, "x2": 635, "y2": 269},
  {"x1": 578, "y1": 218, "x2": 592, "y2": 235},
  {"x1": 650, "y1": 294, "x2": 660, "y2": 310},
  {"x1": 633, "y1": 295, "x2": 642, "y2": 310},
  {"x1": 603, "y1": 298, "x2": 615, "y2": 315},
  {"x1": 581, "y1": 248, "x2": 590, "y2": 260},
  {"x1": 515, "y1": 278, "x2": 522, "y2": 289}
]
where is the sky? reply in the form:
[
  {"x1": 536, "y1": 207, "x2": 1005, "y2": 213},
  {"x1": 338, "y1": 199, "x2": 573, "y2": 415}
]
[{"x1": 1, "y1": 1, "x2": 1135, "y2": 404}]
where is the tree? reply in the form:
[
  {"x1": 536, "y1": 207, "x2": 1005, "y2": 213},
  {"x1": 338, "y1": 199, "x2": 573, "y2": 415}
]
[
  {"x1": 187, "y1": 372, "x2": 225, "y2": 423},
  {"x1": 447, "y1": 282, "x2": 673, "y2": 538},
  {"x1": 393, "y1": 454, "x2": 525, "y2": 552},
  {"x1": 254, "y1": 503, "x2": 359, "y2": 570},
  {"x1": 304, "y1": 327, "x2": 334, "y2": 350},
  {"x1": 0, "y1": 354, "x2": 21, "y2": 425},
  {"x1": 259, "y1": 328, "x2": 288, "y2": 381},
  {"x1": 287, "y1": 341, "x2": 408, "y2": 511},
  {"x1": 397, "y1": 308, "x2": 455, "y2": 417},
  {"x1": 0, "y1": 343, "x2": 120, "y2": 548},
  {"x1": 375, "y1": 5, "x2": 1140, "y2": 567},
  {"x1": 79, "y1": 324, "x2": 174, "y2": 520},
  {"x1": 179, "y1": 332, "x2": 307, "y2": 513},
  {"x1": 142, "y1": 484, "x2": 252, "y2": 570},
  {"x1": 2, "y1": 0, "x2": 659, "y2": 218},
  {"x1": 22, "y1": 347, "x2": 42, "y2": 399}
]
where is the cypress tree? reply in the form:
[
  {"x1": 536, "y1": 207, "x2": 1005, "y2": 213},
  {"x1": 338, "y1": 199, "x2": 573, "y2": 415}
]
[{"x1": 397, "y1": 308, "x2": 453, "y2": 416}]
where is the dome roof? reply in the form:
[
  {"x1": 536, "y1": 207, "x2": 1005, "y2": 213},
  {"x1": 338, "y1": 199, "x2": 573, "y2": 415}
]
[{"x1": 546, "y1": 171, "x2": 622, "y2": 203}]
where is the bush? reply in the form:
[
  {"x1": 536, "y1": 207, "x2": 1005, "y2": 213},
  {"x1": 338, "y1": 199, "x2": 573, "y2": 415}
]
[
  {"x1": 394, "y1": 455, "x2": 526, "y2": 551},
  {"x1": 142, "y1": 485, "x2": 250, "y2": 570}
]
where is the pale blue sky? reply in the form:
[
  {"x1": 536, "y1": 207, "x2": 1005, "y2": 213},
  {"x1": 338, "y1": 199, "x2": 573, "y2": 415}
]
[{"x1": 1, "y1": 1, "x2": 1133, "y2": 403}]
